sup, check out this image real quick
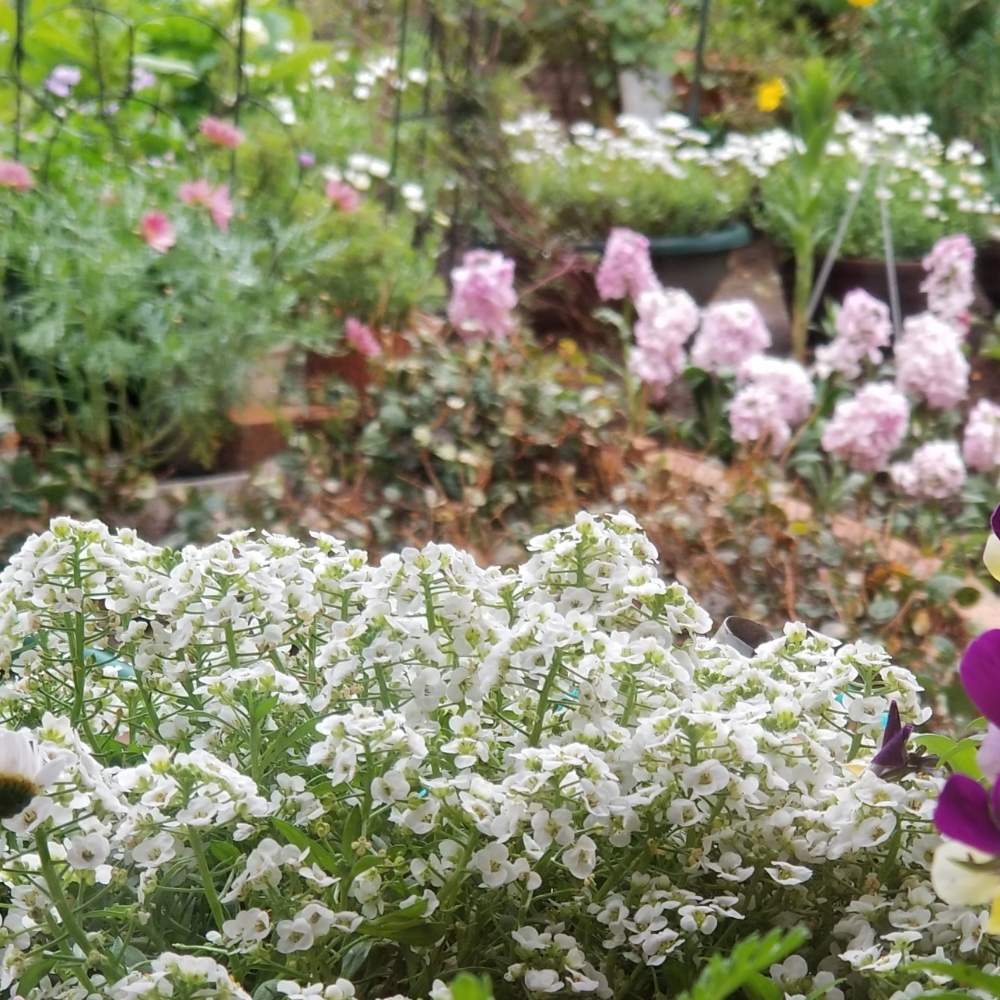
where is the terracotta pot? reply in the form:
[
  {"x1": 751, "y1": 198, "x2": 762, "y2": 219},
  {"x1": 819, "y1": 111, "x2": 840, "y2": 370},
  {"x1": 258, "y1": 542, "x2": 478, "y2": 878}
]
[
  {"x1": 778, "y1": 255, "x2": 927, "y2": 322},
  {"x1": 976, "y1": 238, "x2": 1000, "y2": 311}
]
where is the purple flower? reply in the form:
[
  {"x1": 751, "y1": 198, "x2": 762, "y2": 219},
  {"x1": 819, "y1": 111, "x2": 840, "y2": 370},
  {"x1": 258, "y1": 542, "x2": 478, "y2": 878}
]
[
  {"x1": 987, "y1": 504, "x2": 1000, "y2": 582},
  {"x1": 297, "y1": 151, "x2": 316, "y2": 169},
  {"x1": 131, "y1": 67, "x2": 157, "y2": 93},
  {"x1": 871, "y1": 701, "x2": 936, "y2": 778},
  {"x1": 45, "y1": 65, "x2": 81, "y2": 99},
  {"x1": 961, "y1": 630, "x2": 1000, "y2": 730},
  {"x1": 934, "y1": 773, "x2": 1000, "y2": 855}
]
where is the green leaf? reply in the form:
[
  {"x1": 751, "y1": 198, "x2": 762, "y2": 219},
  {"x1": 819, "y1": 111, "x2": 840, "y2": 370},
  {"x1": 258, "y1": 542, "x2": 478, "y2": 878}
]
[
  {"x1": 743, "y1": 973, "x2": 782, "y2": 1000},
  {"x1": 17, "y1": 959, "x2": 55, "y2": 995},
  {"x1": 339, "y1": 938, "x2": 374, "y2": 979},
  {"x1": 913, "y1": 735, "x2": 984, "y2": 779},
  {"x1": 911, "y1": 960, "x2": 1000, "y2": 998},
  {"x1": 133, "y1": 53, "x2": 200, "y2": 79},
  {"x1": 341, "y1": 805, "x2": 363, "y2": 857},
  {"x1": 678, "y1": 928, "x2": 810, "y2": 1000},
  {"x1": 272, "y1": 818, "x2": 340, "y2": 875},
  {"x1": 447, "y1": 973, "x2": 495, "y2": 1000},
  {"x1": 359, "y1": 899, "x2": 445, "y2": 946},
  {"x1": 210, "y1": 840, "x2": 241, "y2": 864}
]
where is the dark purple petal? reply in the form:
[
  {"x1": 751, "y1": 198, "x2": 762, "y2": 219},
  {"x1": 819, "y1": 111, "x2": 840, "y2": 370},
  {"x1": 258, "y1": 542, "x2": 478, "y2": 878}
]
[
  {"x1": 873, "y1": 724, "x2": 911, "y2": 768},
  {"x1": 992, "y1": 503, "x2": 1000, "y2": 540},
  {"x1": 960, "y1": 630, "x2": 1000, "y2": 727},
  {"x1": 882, "y1": 701, "x2": 902, "y2": 744},
  {"x1": 935, "y1": 774, "x2": 1000, "y2": 854}
]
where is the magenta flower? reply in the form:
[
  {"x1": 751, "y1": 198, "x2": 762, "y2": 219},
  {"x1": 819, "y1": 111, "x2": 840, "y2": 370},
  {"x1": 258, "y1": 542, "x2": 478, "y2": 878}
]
[
  {"x1": 178, "y1": 179, "x2": 233, "y2": 232},
  {"x1": 0, "y1": 160, "x2": 34, "y2": 192},
  {"x1": 595, "y1": 228, "x2": 659, "y2": 302},
  {"x1": 325, "y1": 179, "x2": 361, "y2": 213},
  {"x1": 935, "y1": 773, "x2": 1000, "y2": 855},
  {"x1": 871, "y1": 701, "x2": 936, "y2": 779},
  {"x1": 345, "y1": 317, "x2": 381, "y2": 358},
  {"x1": 139, "y1": 211, "x2": 176, "y2": 253},
  {"x1": 45, "y1": 64, "x2": 81, "y2": 98},
  {"x1": 199, "y1": 116, "x2": 244, "y2": 149},
  {"x1": 447, "y1": 250, "x2": 517, "y2": 343}
]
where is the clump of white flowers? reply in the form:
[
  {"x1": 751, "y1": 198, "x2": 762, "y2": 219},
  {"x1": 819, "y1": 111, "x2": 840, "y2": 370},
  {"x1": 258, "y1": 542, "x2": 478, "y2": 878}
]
[{"x1": 0, "y1": 514, "x2": 991, "y2": 999}]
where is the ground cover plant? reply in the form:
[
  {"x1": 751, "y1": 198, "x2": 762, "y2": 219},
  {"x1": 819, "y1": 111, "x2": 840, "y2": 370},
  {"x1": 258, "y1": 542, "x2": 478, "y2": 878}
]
[{"x1": 0, "y1": 511, "x2": 994, "y2": 1000}]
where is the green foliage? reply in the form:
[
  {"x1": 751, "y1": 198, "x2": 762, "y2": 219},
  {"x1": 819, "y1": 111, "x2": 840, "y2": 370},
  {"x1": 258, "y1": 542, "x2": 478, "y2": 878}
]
[{"x1": 678, "y1": 928, "x2": 810, "y2": 1000}]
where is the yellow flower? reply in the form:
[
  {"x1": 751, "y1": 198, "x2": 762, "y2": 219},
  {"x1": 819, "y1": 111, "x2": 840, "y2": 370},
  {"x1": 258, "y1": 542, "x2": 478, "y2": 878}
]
[
  {"x1": 848, "y1": 0, "x2": 877, "y2": 7},
  {"x1": 756, "y1": 78, "x2": 786, "y2": 113}
]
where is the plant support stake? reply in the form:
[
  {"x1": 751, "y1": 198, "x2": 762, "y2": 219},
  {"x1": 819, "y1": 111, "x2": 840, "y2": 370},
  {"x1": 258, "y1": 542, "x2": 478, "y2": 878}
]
[
  {"x1": 878, "y1": 163, "x2": 902, "y2": 337},
  {"x1": 686, "y1": 0, "x2": 711, "y2": 125}
]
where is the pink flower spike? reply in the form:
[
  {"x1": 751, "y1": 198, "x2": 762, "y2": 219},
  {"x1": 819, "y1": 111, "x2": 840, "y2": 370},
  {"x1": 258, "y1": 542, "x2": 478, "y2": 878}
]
[
  {"x1": 208, "y1": 185, "x2": 233, "y2": 232},
  {"x1": 345, "y1": 317, "x2": 382, "y2": 358},
  {"x1": 140, "y1": 211, "x2": 176, "y2": 253},
  {"x1": 595, "y1": 228, "x2": 659, "y2": 302},
  {"x1": 178, "y1": 178, "x2": 213, "y2": 206},
  {"x1": 199, "y1": 116, "x2": 244, "y2": 149},
  {"x1": 447, "y1": 249, "x2": 517, "y2": 343},
  {"x1": 325, "y1": 179, "x2": 361, "y2": 213},
  {"x1": 0, "y1": 160, "x2": 34, "y2": 192}
]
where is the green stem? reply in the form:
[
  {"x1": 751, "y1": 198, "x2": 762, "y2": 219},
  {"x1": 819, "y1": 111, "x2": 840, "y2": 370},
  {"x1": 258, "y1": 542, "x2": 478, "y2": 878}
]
[
  {"x1": 189, "y1": 827, "x2": 226, "y2": 930},
  {"x1": 528, "y1": 650, "x2": 562, "y2": 747}
]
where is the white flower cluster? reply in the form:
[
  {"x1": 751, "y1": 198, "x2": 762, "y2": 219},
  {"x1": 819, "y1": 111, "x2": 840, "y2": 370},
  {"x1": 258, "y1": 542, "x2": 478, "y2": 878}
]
[{"x1": 0, "y1": 514, "x2": 991, "y2": 999}]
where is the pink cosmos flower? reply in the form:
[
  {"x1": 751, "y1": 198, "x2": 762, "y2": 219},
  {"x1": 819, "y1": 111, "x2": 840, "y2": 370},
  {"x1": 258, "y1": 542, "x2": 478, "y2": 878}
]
[
  {"x1": 736, "y1": 355, "x2": 815, "y2": 425},
  {"x1": 595, "y1": 228, "x2": 659, "y2": 302},
  {"x1": 139, "y1": 211, "x2": 176, "y2": 253},
  {"x1": 820, "y1": 382, "x2": 910, "y2": 472},
  {"x1": 728, "y1": 384, "x2": 791, "y2": 455},
  {"x1": 447, "y1": 249, "x2": 517, "y2": 343},
  {"x1": 922, "y1": 234, "x2": 975, "y2": 329},
  {"x1": 894, "y1": 313, "x2": 969, "y2": 410},
  {"x1": 178, "y1": 179, "x2": 233, "y2": 232},
  {"x1": 690, "y1": 300, "x2": 771, "y2": 374},
  {"x1": 890, "y1": 440, "x2": 967, "y2": 500},
  {"x1": 345, "y1": 317, "x2": 382, "y2": 358},
  {"x1": 963, "y1": 399, "x2": 1000, "y2": 473},
  {"x1": 815, "y1": 289, "x2": 892, "y2": 380},
  {"x1": 325, "y1": 179, "x2": 361, "y2": 213},
  {"x1": 0, "y1": 160, "x2": 34, "y2": 192},
  {"x1": 199, "y1": 116, "x2": 244, "y2": 149}
]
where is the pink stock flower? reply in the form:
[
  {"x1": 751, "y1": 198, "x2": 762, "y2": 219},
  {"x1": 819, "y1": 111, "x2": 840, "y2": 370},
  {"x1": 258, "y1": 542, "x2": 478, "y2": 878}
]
[
  {"x1": 0, "y1": 160, "x2": 34, "y2": 192},
  {"x1": 199, "y1": 116, "x2": 244, "y2": 149},
  {"x1": 139, "y1": 211, "x2": 176, "y2": 253},
  {"x1": 736, "y1": 355, "x2": 815, "y2": 425},
  {"x1": 627, "y1": 287, "x2": 699, "y2": 398},
  {"x1": 325, "y1": 179, "x2": 361, "y2": 213},
  {"x1": 815, "y1": 289, "x2": 892, "y2": 379},
  {"x1": 178, "y1": 179, "x2": 233, "y2": 232},
  {"x1": 628, "y1": 341, "x2": 686, "y2": 400},
  {"x1": 595, "y1": 228, "x2": 659, "y2": 302},
  {"x1": 963, "y1": 399, "x2": 1000, "y2": 473},
  {"x1": 820, "y1": 382, "x2": 910, "y2": 472},
  {"x1": 922, "y1": 234, "x2": 975, "y2": 329},
  {"x1": 345, "y1": 317, "x2": 382, "y2": 358},
  {"x1": 728, "y1": 384, "x2": 791, "y2": 455},
  {"x1": 447, "y1": 250, "x2": 517, "y2": 343},
  {"x1": 890, "y1": 440, "x2": 967, "y2": 500},
  {"x1": 895, "y1": 313, "x2": 969, "y2": 410},
  {"x1": 690, "y1": 300, "x2": 771, "y2": 374}
]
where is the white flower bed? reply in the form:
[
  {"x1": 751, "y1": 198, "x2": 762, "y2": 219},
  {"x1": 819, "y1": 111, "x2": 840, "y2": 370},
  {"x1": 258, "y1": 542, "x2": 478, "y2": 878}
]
[{"x1": 0, "y1": 513, "x2": 990, "y2": 999}]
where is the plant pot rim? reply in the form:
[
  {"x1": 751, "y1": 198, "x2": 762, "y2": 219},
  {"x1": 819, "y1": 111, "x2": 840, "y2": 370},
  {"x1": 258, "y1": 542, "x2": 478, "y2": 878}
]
[{"x1": 577, "y1": 221, "x2": 752, "y2": 257}]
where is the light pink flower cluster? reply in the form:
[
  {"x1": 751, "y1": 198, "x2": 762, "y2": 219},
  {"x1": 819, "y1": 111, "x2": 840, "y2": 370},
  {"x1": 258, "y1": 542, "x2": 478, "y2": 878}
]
[
  {"x1": 345, "y1": 317, "x2": 381, "y2": 358},
  {"x1": 815, "y1": 289, "x2": 892, "y2": 379},
  {"x1": 921, "y1": 234, "x2": 975, "y2": 328},
  {"x1": 139, "y1": 211, "x2": 176, "y2": 253},
  {"x1": 595, "y1": 228, "x2": 659, "y2": 302},
  {"x1": 736, "y1": 355, "x2": 815, "y2": 424},
  {"x1": 447, "y1": 250, "x2": 517, "y2": 343},
  {"x1": 199, "y1": 116, "x2": 245, "y2": 149},
  {"x1": 178, "y1": 179, "x2": 234, "y2": 232},
  {"x1": 690, "y1": 300, "x2": 771, "y2": 373},
  {"x1": 0, "y1": 160, "x2": 34, "y2": 192},
  {"x1": 728, "y1": 384, "x2": 791, "y2": 455},
  {"x1": 963, "y1": 399, "x2": 1000, "y2": 473},
  {"x1": 891, "y1": 441, "x2": 967, "y2": 500},
  {"x1": 820, "y1": 382, "x2": 910, "y2": 472},
  {"x1": 894, "y1": 313, "x2": 969, "y2": 409},
  {"x1": 45, "y1": 65, "x2": 81, "y2": 98},
  {"x1": 628, "y1": 288, "x2": 699, "y2": 397},
  {"x1": 325, "y1": 179, "x2": 361, "y2": 213}
]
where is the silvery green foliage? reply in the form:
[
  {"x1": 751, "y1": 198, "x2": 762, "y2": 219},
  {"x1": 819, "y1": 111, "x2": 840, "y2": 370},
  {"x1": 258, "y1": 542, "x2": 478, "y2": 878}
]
[{"x1": 0, "y1": 513, "x2": 992, "y2": 999}]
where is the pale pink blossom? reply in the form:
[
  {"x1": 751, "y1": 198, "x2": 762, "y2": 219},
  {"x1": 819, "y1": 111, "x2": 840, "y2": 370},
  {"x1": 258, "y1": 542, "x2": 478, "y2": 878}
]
[
  {"x1": 737, "y1": 355, "x2": 815, "y2": 425},
  {"x1": 628, "y1": 339, "x2": 686, "y2": 399},
  {"x1": 820, "y1": 382, "x2": 909, "y2": 472},
  {"x1": 890, "y1": 441, "x2": 967, "y2": 500},
  {"x1": 345, "y1": 317, "x2": 381, "y2": 358},
  {"x1": 690, "y1": 300, "x2": 771, "y2": 373},
  {"x1": 595, "y1": 228, "x2": 659, "y2": 302},
  {"x1": 628, "y1": 287, "x2": 699, "y2": 397},
  {"x1": 921, "y1": 234, "x2": 975, "y2": 329},
  {"x1": 728, "y1": 385, "x2": 791, "y2": 455},
  {"x1": 45, "y1": 65, "x2": 81, "y2": 98},
  {"x1": 815, "y1": 289, "x2": 892, "y2": 379},
  {"x1": 894, "y1": 313, "x2": 969, "y2": 410},
  {"x1": 139, "y1": 211, "x2": 176, "y2": 253},
  {"x1": 0, "y1": 160, "x2": 34, "y2": 192},
  {"x1": 178, "y1": 179, "x2": 233, "y2": 232},
  {"x1": 963, "y1": 399, "x2": 1000, "y2": 473},
  {"x1": 325, "y1": 179, "x2": 361, "y2": 213},
  {"x1": 447, "y1": 250, "x2": 517, "y2": 343},
  {"x1": 199, "y1": 116, "x2": 245, "y2": 149}
]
